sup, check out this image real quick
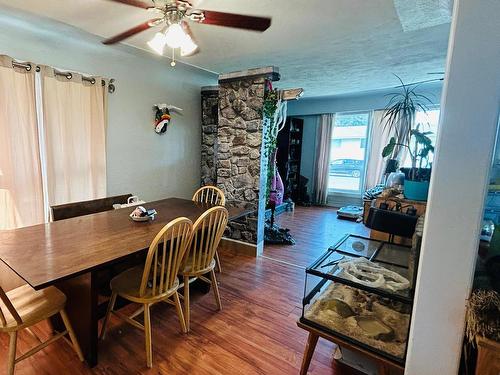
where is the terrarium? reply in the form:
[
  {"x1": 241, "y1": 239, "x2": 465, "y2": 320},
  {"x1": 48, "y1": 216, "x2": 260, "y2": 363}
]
[{"x1": 301, "y1": 234, "x2": 417, "y2": 364}]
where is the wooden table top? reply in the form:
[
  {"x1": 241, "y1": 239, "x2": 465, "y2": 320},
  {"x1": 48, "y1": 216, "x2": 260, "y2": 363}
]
[{"x1": 0, "y1": 198, "x2": 248, "y2": 290}]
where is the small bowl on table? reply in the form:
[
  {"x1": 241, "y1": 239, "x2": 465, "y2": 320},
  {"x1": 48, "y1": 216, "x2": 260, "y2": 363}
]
[{"x1": 129, "y1": 206, "x2": 156, "y2": 222}]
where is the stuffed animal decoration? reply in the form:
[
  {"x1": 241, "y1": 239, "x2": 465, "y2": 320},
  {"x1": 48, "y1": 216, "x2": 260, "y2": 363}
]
[{"x1": 153, "y1": 104, "x2": 183, "y2": 134}]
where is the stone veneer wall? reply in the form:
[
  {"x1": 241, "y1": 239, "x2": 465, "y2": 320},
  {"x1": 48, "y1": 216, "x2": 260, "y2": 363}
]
[
  {"x1": 200, "y1": 68, "x2": 279, "y2": 251},
  {"x1": 200, "y1": 87, "x2": 219, "y2": 186},
  {"x1": 217, "y1": 77, "x2": 266, "y2": 245}
]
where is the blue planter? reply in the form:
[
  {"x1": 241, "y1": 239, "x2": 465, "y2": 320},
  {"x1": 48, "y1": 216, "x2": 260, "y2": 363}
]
[{"x1": 404, "y1": 180, "x2": 430, "y2": 201}]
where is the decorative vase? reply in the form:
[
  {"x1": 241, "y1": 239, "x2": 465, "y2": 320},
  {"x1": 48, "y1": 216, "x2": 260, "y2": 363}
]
[
  {"x1": 404, "y1": 180, "x2": 430, "y2": 201},
  {"x1": 268, "y1": 149, "x2": 284, "y2": 206}
]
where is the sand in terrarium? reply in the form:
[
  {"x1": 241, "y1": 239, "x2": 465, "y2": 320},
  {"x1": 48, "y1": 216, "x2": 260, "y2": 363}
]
[{"x1": 304, "y1": 283, "x2": 410, "y2": 359}]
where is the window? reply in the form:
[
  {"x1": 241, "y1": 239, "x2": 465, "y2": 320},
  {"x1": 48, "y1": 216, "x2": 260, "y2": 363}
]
[
  {"x1": 328, "y1": 112, "x2": 371, "y2": 193},
  {"x1": 401, "y1": 108, "x2": 440, "y2": 168},
  {"x1": 332, "y1": 139, "x2": 342, "y2": 148},
  {"x1": 335, "y1": 113, "x2": 370, "y2": 127}
]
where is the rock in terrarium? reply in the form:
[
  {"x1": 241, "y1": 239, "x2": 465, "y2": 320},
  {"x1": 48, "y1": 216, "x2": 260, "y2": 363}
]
[
  {"x1": 304, "y1": 283, "x2": 410, "y2": 359},
  {"x1": 355, "y1": 316, "x2": 395, "y2": 341},
  {"x1": 319, "y1": 298, "x2": 355, "y2": 318}
]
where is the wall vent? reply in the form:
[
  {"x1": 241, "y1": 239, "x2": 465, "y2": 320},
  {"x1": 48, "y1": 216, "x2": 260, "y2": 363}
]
[{"x1": 393, "y1": 0, "x2": 452, "y2": 32}]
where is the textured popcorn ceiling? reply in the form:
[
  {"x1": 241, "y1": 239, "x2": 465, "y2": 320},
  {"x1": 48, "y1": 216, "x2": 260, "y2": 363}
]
[{"x1": 0, "y1": 0, "x2": 451, "y2": 98}]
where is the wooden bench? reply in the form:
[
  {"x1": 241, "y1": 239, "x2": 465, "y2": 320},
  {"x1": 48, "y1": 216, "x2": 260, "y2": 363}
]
[{"x1": 51, "y1": 194, "x2": 133, "y2": 221}]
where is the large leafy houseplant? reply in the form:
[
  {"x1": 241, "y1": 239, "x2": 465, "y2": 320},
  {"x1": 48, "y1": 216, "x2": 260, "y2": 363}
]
[
  {"x1": 382, "y1": 76, "x2": 434, "y2": 200},
  {"x1": 382, "y1": 124, "x2": 434, "y2": 181},
  {"x1": 380, "y1": 77, "x2": 435, "y2": 199}
]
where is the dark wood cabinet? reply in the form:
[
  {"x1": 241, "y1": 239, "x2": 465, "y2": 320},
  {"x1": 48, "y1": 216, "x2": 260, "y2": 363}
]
[{"x1": 277, "y1": 117, "x2": 304, "y2": 202}]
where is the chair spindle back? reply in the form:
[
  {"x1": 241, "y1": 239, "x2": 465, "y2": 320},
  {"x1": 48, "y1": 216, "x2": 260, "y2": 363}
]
[
  {"x1": 139, "y1": 217, "x2": 192, "y2": 298},
  {"x1": 185, "y1": 206, "x2": 228, "y2": 273},
  {"x1": 192, "y1": 186, "x2": 226, "y2": 206}
]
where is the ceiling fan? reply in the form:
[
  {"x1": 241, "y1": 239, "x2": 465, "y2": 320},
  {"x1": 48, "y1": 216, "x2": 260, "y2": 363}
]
[{"x1": 102, "y1": 0, "x2": 272, "y2": 61}]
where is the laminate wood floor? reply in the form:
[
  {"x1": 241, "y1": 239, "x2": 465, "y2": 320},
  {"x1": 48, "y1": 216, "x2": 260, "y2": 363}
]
[
  {"x1": 0, "y1": 206, "x2": 365, "y2": 374},
  {"x1": 0, "y1": 255, "x2": 348, "y2": 374},
  {"x1": 264, "y1": 206, "x2": 370, "y2": 268}
]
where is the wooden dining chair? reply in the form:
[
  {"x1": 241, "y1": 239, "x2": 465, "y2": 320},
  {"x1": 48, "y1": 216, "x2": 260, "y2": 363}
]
[
  {"x1": 192, "y1": 185, "x2": 226, "y2": 272},
  {"x1": 0, "y1": 284, "x2": 83, "y2": 374},
  {"x1": 99, "y1": 217, "x2": 192, "y2": 368},
  {"x1": 192, "y1": 185, "x2": 226, "y2": 206},
  {"x1": 181, "y1": 206, "x2": 228, "y2": 332}
]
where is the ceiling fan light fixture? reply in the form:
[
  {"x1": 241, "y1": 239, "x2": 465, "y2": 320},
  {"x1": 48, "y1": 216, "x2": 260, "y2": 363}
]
[
  {"x1": 180, "y1": 35, "x2": 198, "y2": 56},
  {"x1": 147, "y1": 31, "x2": 167, "y2": 55},
  {"x1": 165, "y1": 23, "x2": 187, "y2": 49}
]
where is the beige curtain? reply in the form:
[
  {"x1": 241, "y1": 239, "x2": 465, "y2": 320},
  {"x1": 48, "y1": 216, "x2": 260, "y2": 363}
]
[
  {"x1": 40, "y1": 67, "x2": 107, "y2": 206},
  {"x1": 313, "y1": 114, "x2": 335, "y2": 205},
  {"x1": 0, "y1": 56, "x2": 45, "y2": 229},
  {"x1": 365, "y1": 110, "x2": 390, "y2": 188},
  {"x1": 365, "y1": 110, "x2": 407, "y2": 189}
]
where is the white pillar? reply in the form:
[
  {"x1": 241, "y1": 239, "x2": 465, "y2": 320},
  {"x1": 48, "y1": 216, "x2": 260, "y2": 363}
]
[{"x1": 405, "y1": 0, "x2": 500, "y2": 374}]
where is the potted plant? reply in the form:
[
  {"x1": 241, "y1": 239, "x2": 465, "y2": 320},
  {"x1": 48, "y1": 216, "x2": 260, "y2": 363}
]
[{"x1": 381, "y1": 77, "x2": 435, "y2": 201}]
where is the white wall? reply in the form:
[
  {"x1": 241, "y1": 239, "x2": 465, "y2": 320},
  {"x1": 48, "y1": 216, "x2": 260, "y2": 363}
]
[
  {"x1": 405, "y1": 0, "x2": 500, "y2": 373},
  {"x1": 0, "y1": 6, "x2": 216, "y2": 202},
  {"x1": 288, "y1": 81, "x2": 443, "y2": 117}
]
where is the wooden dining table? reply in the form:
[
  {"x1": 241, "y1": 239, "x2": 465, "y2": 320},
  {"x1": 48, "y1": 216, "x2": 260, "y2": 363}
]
[{"x1": 0, "y1": 198, "x2": 249, "y2": 367}]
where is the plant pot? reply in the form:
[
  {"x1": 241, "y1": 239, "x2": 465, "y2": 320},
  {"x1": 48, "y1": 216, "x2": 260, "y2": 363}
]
[{"x1": 404, "y1": 180, "x2": 430, "y2": 201}]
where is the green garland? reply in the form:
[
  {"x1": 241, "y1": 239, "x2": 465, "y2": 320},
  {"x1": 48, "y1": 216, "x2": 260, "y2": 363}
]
[
  {"x1": 263, "y1": 88, "x2": 278, "y2": 119},
  {"x1": 262, "y1": 86, "x2": 279, "y2": 204}
]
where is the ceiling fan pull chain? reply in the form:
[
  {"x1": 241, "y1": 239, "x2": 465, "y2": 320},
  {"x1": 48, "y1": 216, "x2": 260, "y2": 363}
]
[{"x1": 171, "y1": 48, "x2": 176, "y2": 67}]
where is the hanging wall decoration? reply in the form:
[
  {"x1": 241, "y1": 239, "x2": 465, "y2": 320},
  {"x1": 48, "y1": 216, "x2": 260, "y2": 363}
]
[{"x1": 153, "y1": 103, "x2": 183, "y2": 134}]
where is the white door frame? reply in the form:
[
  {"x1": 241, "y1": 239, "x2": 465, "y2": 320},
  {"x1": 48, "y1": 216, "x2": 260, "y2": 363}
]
[{"x1": 405, "y1": 0, "x2": 500, "y2": 373}]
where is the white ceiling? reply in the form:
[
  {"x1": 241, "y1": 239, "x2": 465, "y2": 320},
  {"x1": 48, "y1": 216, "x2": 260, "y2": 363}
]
[{"x1": 0, "y1": 0, "x2": 451, "y2": 97}]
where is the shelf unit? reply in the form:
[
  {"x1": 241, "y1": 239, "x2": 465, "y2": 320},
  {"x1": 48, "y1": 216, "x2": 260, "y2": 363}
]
[{"x1": 277, "y1": 117, "x2": 304, "y2": 202}]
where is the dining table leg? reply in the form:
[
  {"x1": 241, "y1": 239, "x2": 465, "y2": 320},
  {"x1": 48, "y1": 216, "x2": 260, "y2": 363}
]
[{"x1": 50, "y1": 270, "x2": 100, "y2": 367}]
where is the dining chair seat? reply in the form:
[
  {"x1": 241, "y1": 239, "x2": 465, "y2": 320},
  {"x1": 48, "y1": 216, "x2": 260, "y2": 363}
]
[
  {"x1": 1, "y1": 284, "x2": 83, "y2": 374},
  {"x1": 110, "y1": 266, "x2": 180, "y2": 304},
  {"x1": 0, "y1": 285, "x2": 66, "y2": 332},
  {"x1": 100, "y1": 217, "x2": 192, "y2": 368},
  {"x1": 181, "y1": 258, "x2": 215, "y2": 276}
]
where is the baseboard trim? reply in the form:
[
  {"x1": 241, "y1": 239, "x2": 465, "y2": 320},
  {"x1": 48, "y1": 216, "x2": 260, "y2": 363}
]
[{"x1": 219, "y1": 237, "x2": 258, "y2": 257}]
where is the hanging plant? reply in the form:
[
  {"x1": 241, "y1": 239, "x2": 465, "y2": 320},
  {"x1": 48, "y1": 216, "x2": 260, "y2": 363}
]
[
  {"x1": 262, "y1": 81, "x2": 280, "y2": 203},
  {"x1": 263, "y1": 87, "x2": 278, "y2": 119},
  {"x1": 262, "y1": 82, "x2": 279, "y2": 159}
]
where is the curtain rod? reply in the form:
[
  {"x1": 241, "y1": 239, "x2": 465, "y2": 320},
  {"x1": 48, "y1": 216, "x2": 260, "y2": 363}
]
[{"x1": 12, "y1": 60, "x2": 115, "y2": 92}]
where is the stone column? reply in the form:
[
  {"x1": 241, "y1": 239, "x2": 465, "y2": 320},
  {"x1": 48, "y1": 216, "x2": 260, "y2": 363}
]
[
  {"x1": 216, "y1": 67, "x2": 280, "y2": 254},
  {"x1": 200, "y1": 86, "x2": 219, "y2": 186}
]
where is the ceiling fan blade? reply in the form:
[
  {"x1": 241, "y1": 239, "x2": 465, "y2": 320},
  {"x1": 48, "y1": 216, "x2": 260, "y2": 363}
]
[
  {"x1": 107, "y1": 0, "x2": 153, "y2": 9},
  {"x1": 102, "y1": 19, "x2": 160, "y2": 44},
  {"x1": 197, "y1": 10, "x2": 271, "y2": 31}
]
